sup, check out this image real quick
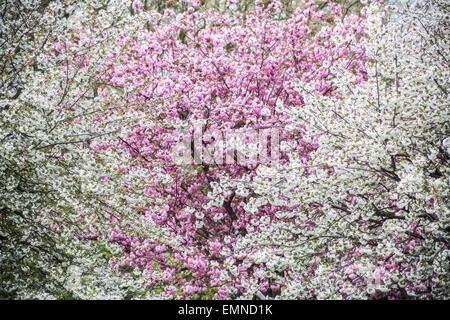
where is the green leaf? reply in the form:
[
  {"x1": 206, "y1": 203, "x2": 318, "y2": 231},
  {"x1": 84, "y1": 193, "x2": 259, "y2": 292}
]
[{"x1": 178, "y1": 29, "x2": 188, "y2": 45}]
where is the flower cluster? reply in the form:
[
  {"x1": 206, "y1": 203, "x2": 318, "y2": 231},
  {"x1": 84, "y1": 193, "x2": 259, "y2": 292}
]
[{"x1": 0, "y1": 0, "x2": 448, "y2": 300}]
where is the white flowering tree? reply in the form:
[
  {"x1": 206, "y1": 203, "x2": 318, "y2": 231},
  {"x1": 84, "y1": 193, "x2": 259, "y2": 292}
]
[
  {"x1": 0, "y1": 0, "x2": 172, "y2": 299},
  {"x1": 237, "y1": 1, "x2": 449, "y2": 299}
]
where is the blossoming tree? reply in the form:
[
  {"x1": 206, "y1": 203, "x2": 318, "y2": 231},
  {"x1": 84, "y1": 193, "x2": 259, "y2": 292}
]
[{"x1": 0, "y1": 0, "x2": 448, "y2": 300}]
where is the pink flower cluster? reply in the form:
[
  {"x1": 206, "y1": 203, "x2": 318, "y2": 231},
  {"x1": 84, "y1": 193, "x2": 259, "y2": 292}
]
[{"x1": 93, "y1": 1, "x2": 368, "y2": 298}]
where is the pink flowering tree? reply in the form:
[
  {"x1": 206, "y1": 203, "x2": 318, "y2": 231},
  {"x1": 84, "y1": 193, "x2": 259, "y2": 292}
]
[{"x1": 91, "y1": 0, "x2": 368, "y2": 299}]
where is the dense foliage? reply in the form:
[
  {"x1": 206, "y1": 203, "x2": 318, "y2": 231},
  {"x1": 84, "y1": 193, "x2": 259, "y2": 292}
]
[{"x1": 0, "y1": 0, "x2": 448, "y2": 299}]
